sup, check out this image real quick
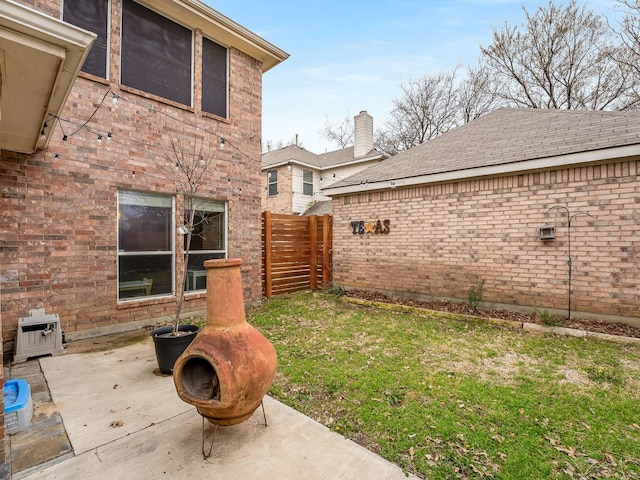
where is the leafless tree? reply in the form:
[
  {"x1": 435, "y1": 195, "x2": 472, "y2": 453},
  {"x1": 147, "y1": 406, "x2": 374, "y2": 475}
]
[
  {"x1": 263, "y1": 136, "x2": 303, "y2": 152},
  {"x1": 375, "y1": 69, "x2": 459, "y2": 155},
  {"x1": 480, "y1": 0, "x2": 636, "y2": 110},
  {"x1": 319, "y1": 114, "x2": 354, "y2": 148},
  {"x1": 458, "y1": 64, "x2": 502, "y2": 123},
  {"x1": 263, "y1": 138, "x2": 284, "y2": 152},
  {"x1": 164, "y1": 133, "x2": 218, "y2": 335},
  {"x1": 608, "y1": 0, "x2": 640, "y2": 109}
]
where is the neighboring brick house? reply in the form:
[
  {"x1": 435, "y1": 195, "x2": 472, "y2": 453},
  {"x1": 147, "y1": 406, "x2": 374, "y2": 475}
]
[
  {"x1": 323, "y1": 108, "x2": 640, "y2": 328},
  {"x1": 261, "y1": 111, "x2": 386, "y2": 215},
  {"x1": 0, "y1": 2, "x2": 287, "y2": 461}
]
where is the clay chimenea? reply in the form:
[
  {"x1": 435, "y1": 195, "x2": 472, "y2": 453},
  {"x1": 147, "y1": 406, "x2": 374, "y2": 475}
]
[{"x1": 172, "y1": 258, "x2": 277, "y2": 453}]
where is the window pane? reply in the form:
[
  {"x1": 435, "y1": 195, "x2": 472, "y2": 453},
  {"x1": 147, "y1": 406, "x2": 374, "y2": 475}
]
[
  {"x1": 186, "y1": 211, "x2": 225, "y2": 251},
  {"x1": 184, "y1": 200, "x2": 226, "y2": 292},
  {"x1": 63, "y1": 0, "x2": 108, "y2": 78},
  {"x1": 268, "y1": 170, "x2": 277, "y2": 196},
  {"x1": 118, "y1": 254, "x2": 172, "y2": 299},
  {"x1": 121, "y1": 0, "x2": 192, "y2": 105},
  {"x1": 303, "y1": 170, "x2": 313, "y2": 195},
  {"x1": 184, "y1": 252, "x2": 225, "y2": 291},
  {"x1": 119, "y1": 192, "x2": 172, "y2": 252},
  {"x1": 118, "y1": 191, "x2": 173, "y2": 300},
  {"x1": 202, "y1": 37, "x2": 227, "y2": 117}
]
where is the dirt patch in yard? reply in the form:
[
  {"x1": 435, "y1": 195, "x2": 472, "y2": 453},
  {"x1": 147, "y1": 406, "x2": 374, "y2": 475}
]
[{"x1": 346, "y1": 290, "x2": 640, "y2": 339}]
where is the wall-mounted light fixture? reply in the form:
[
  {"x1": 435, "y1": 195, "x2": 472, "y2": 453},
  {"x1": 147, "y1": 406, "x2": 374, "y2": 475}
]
[{"x1": 539, "y1": 224, "x2": 555, "y2": 240}]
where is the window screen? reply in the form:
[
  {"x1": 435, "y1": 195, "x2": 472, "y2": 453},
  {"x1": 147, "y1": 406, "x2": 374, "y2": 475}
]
[
  {"x1": 202, "y1": 37, "x2": 228, "y2": 117},
  {"x1": 121, "y1": 0, "x2": 192, "y2": 105},
  {"x1": 63, "y1": 0, "x2": 109, "y2": 78}
]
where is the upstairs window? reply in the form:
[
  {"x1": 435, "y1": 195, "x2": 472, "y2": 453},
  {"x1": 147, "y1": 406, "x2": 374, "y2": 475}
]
[
  {"x1": 63, "y1": 0, "x2": 109, "y2": 78},
  {"x1": 303, "y1": 170, "x2": 314, "y2": 196},
  {"x1": 202, "y1": 37, "x2": 228, "y2": 118},
  {"x1": 121, "y1": 0, "x2": 192, "y2": 105},
  {"x1": 268, "y1": 170, "x2": 278, "y2": 196}
]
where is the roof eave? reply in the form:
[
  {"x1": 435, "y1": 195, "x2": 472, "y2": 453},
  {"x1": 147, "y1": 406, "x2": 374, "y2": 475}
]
[
  {"x1": 262, "y1": 159, "x2": 321, "y2": 170},
  {"x1": 318, "y1": 152, "x2": 386, "y2": 170},
  {"x1": 141, "y1": 0, "x2": 289, "y2": 72},
  {"x1": 0, "y1": 0, "x2": 96, "y2": 153},
  {"x1": 323, "y1": 144, "x2": 640, "y2": 196}
]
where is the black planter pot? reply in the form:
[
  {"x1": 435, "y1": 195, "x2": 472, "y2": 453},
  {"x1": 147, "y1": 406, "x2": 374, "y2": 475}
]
[{"x1": 150, "y1": 324, "x2": 200, "y2": 374}]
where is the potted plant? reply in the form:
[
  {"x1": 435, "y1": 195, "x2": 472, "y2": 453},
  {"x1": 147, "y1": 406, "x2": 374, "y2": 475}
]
[{"x1": 150, "y1": 134, "x2": 219, "y2": 374}]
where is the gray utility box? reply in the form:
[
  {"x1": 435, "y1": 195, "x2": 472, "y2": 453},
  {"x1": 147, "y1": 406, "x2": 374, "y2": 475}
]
[{"x1": 14, "y1": 308, "x2": 64, "y2": 363}]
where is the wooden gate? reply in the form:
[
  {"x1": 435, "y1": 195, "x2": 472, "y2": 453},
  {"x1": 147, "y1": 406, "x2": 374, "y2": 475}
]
[{"x1": 262, "y1": 212, "x2": 333, "y2": 297}]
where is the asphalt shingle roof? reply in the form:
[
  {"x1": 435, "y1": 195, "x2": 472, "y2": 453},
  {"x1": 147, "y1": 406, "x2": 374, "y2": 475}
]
[
  {"x1": 329, "y1": 108, "x2": 640, "y2": 187},
  {"x1": 262, "y1": 145, "x2": 382, "y2": 169},
  {"x1": 262, "y1": 145, "x2": 318, "y2": 167}
]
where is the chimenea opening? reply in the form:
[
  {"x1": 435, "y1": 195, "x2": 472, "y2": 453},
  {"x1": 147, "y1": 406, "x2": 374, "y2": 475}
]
[{"x1": 179, "y1": 357, "x2": 220, "y2": 401}]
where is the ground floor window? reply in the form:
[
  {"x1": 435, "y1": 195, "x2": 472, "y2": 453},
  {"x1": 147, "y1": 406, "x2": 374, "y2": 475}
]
[
  {"x1": 183, "y1": 199, "x2": 227, "y2": 292},
  {"x1": 118, "y1": 191, "x2": 174, "y2": 300}
]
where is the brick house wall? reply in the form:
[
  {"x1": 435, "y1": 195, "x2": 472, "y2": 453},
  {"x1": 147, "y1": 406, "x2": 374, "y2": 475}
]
[
  {"x1": 262, "y1": 165, "x2": 294, "y2": 214},
  {"x1": 0, "y1": 1, "x2": 273, "y2": 353},
  {"x1": 332, "y1": 159, "x2": 640, "y2": 326}
]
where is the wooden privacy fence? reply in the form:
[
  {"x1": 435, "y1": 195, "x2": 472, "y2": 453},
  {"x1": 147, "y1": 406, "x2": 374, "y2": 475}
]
[{"x1": 262, "y1": 211, "x2": 333, "y2": 297}]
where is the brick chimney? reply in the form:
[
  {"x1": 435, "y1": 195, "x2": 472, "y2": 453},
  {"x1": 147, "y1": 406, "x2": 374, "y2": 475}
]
[{"x1": 353, "y1": 110, "x2": 373, "y2": 158}]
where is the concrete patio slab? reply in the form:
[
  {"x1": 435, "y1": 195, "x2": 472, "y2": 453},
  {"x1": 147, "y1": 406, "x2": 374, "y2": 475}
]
[{"x1": 20, "y1": 338, "x2": 418, "y2": 479}]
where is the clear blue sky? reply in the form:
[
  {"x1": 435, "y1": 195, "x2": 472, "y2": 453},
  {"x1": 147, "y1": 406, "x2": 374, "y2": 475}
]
[{"x1": 206, "y1": 0, "x2": 617, "y2": 153}]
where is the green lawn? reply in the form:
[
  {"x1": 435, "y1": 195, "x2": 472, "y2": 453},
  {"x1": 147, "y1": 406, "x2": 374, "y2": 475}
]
[{"x1": 248, "y1": 292, "x2": 640, "y2": 479}]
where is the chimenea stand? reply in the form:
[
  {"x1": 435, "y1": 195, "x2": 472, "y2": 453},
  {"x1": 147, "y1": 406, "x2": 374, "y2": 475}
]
[{"x1": 172, "y1": 258, "x2": 277, "y2": 457}]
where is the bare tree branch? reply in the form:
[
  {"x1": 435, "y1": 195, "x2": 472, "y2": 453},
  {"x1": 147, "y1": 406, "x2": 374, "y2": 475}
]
[
  {"x1": 164, "y1": 132, "x2": 219, "y2": 333},
  {"x1": 376, "y1": 68, "x2": 460, "y2": 155},
  {"x1": 319, "y1": 114, "x2": 354, "y2": 149},
  {"x1": 480, "y1": 0, "x2": 635, "y2": 110}
]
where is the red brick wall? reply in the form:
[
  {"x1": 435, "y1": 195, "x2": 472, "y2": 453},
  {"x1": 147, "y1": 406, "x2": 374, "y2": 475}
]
[
  {"x1": 0, "y1": 6, "x2": 264, "y2": 349},
  {"x1": 262, "y1": 165, "x2": 294, "y2": 214},
  {"x1": 332, "y1": 160, "x2": 640, "y2": 326}
]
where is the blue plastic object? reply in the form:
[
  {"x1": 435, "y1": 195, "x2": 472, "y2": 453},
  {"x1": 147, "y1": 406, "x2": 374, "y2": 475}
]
[{"x1": 4, "y1": 379, "x2": 30, "y2": 414}]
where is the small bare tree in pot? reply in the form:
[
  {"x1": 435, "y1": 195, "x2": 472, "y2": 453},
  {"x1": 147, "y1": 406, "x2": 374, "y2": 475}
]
[{"x1": 151, "y1": 133, "x2": 220, "y2": 374}]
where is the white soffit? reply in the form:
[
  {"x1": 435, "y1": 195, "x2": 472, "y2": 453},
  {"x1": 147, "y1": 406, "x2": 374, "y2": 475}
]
[{"x1": 0, "y1": 0, "x2": 95, "y2": 153}]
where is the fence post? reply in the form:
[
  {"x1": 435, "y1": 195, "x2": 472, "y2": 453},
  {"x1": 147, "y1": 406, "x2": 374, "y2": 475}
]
[
  {"x1": 263, "y1": 211, "x2": 273, "y2": 298},
  {"x1": 309, "y1": 215, "x2": 318, "y2": 290},
  {"x1": 322, "y1": 213, "x2": 331, "y2": 289}
]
